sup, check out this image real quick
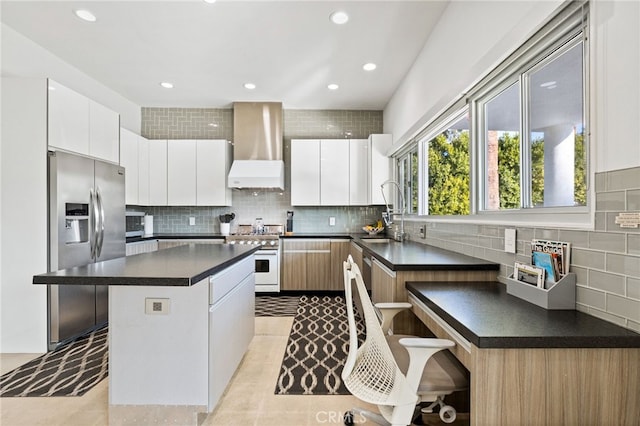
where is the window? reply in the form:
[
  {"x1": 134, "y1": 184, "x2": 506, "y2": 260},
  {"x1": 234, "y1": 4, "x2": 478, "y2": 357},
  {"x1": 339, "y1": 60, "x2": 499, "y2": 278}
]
[
  {"x1": 422, "y1": 111, "x2": 470, "y2": 215},
  {"x1": 397, "y1": 148, "x2": 419, "y2": 214},
  {"x1": 479, "y1": 36, "x2": 586, "y2": 211},
  {"x1": 390, "y1": 1, "x2": 588, "y2": 222}
]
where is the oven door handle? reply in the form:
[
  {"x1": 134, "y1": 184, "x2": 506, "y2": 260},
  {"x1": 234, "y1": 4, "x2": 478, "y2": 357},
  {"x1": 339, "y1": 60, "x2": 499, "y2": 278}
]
[{"x1": 255, "y1": 250, "x2": 278, "y2": 255}]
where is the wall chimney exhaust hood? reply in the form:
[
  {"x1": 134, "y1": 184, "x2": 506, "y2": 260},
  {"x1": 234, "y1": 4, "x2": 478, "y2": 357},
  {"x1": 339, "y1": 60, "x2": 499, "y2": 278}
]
[{"x1": 228, "y1": 102, "x2": 285, "y2": 189}]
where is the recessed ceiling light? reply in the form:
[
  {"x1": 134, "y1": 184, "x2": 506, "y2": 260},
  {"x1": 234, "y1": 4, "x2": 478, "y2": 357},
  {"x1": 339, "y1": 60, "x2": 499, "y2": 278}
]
[
  {"x1": 363, "y1": 63, "x2": 377, "y2": 71},
  {"x1": 203, "y1": 0, "x2": 217, "y2": 3},
  {"x1": 244, "y1": 83, "x2": 256, "y2": 90},
  {"x1": 160, "y1": 82, "x2": 174, "y2": 89},
  {"x1": 330, "y1": 11, "x2": 349, "y2": 25},
  {"x1": 540, "y1": 81, "x2": 557, "y2": 88},
  {"x1": 208, "y1": 123, "x2": 219, "y2": 127},
  {"x1": 328, "y1": 83, "x2": 339, "y2": 90},
  {"x1": 74, "y1": 9, "x2": 97, "y2": 22}
]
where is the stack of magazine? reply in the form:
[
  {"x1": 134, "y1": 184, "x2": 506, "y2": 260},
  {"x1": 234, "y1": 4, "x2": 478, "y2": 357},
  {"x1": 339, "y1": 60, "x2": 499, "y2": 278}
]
[{"x1": 514, "y1": 239, "x2": 571, "y2": 289}]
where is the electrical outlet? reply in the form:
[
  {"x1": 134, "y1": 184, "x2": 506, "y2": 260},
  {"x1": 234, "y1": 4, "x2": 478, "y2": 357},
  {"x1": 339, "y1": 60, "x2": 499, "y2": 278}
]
[
  {"x1": 189, "y1": 217, "x2": 195, "y2": 226},
  {"x1": 419, "y1": 226, "x2": 426, "y2": 239},
  {"x1": 145, "y1": 298, "x2": 170, "y2": 315},
  {"x1": 329, "y1": 216, "x2": 336, "y2": 226},
  {"x1": 504, "y1": 228, "x2": 516, "y2": 253}
]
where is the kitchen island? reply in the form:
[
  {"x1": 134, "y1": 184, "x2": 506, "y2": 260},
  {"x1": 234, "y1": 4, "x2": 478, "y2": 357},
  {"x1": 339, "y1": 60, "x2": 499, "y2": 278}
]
[{"x1": 34, "y1": 244, "x2": 260, "y2": 422}]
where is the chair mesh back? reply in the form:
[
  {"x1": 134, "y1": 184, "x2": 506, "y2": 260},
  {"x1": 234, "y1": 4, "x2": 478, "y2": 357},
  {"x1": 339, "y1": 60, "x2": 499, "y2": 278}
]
[{"x1": 342, "y1": 259, "x2": 415, "y2": 406}]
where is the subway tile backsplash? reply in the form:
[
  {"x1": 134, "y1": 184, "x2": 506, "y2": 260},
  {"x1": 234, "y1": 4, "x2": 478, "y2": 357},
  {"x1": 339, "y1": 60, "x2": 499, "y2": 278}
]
[
  {"x1": 137, "y1": 108, "x2": 385, "y2": 234},
  {"x1": 405, "y1": 165, "x2": 640, "y2": 332}
]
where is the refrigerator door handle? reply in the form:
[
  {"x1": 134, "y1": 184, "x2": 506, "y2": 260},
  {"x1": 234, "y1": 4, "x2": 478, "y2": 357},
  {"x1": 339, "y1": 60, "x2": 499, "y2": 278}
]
[
  {"x1": 96, "y1": 186, "x2": 105, "y2": 258},
  {"x1": 89, "y1": 188, "x2": 98, "y2": 260}
]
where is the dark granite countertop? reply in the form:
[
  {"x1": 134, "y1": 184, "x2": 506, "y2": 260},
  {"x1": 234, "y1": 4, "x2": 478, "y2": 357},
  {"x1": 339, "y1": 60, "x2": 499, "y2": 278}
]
[
  {"x1": 355, "y1": 238, "x2": 500, "y2": 271},
  {"x1": 33, "y1": 244, "x2": 260, "y2": 287},
  {"x1": 126, "y1": 233, "x2": 225, "y2": 243},
  {"x1": 407, "y1": 281, "x2": 640, "y2": 348}
]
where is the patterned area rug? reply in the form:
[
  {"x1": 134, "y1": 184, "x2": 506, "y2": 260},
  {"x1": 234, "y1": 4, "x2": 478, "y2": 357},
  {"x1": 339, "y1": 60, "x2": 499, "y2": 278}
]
[
  {"x1": 0, "y1": 326, "x2": 108, "y2": 397},
  {"x1": 255, "y1": 295, "x2": 300, "y2": 317},
  {"x1": 275, "y1": 295, "x2": 364, "y2": 395}
]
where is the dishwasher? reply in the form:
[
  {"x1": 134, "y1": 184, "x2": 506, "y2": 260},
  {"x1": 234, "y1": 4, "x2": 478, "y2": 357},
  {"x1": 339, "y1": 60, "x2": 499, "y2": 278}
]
[{"x1": 208, "y1": 255, "x2": 255, "y2": 411}]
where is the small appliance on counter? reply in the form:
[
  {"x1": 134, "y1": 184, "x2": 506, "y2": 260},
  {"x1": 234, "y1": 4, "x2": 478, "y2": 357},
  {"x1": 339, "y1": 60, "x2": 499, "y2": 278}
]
[
  {"x1": 286, "y1": 211, "x2": 294, "y2": 235},
  {"x1": 126, "y1": 211, "x2": 145, "y2": 238},
  {"x1": 144, "y1": 215, "x2": 153, "y2": 236}
]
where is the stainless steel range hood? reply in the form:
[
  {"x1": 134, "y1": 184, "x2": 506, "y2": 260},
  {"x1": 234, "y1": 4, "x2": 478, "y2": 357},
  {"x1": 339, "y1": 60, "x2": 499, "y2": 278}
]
[{"x1": 228, "y1": 102, "x2": 285, "y2": 189}]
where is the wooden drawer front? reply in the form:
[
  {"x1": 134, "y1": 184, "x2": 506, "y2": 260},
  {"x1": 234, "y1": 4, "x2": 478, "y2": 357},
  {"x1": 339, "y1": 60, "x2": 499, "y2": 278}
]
[{"x1": 283, "y1": 239, "x2": 330, "y2": 251}]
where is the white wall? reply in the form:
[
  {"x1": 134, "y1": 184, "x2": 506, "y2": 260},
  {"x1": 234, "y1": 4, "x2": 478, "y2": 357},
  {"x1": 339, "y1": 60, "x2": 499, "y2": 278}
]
[
  {"x1": 1, "y1": 23, "x2": 141, "y2": 133},
  {"x1": 0, "y1": 78, "x2": 49, "y2": 353},
  {"x1": 592, "y1": 0, "x2": 640, "y2": 172},
  {"x1": 384, "y1": 0, "x2": 640, "y2": 173}
]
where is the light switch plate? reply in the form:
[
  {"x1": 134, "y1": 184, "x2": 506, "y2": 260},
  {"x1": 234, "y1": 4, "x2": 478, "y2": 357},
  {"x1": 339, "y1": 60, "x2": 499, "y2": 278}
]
[
  {"x1": 504, "y1": 228, "x2": 516, "y2": 253},
  {"x1": 145, "y1": 298, "x2": 170, "y2": 315}
]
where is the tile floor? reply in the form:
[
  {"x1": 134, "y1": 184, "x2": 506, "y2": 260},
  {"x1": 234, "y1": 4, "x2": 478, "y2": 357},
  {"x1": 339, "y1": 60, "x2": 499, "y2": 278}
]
[
  {"x1": 0, "y1": 317, "x2": 376, "y2": 426},
  {"x1": 1, "y1": 317, "x2": 468, "y2": 426}
]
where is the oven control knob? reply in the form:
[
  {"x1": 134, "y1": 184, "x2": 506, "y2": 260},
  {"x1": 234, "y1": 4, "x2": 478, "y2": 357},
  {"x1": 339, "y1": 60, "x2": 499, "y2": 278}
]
[
  {"x1": 229, "y1": 241, "x2": 235, "y2": 245},
  {"x1": 239, "y1": 241, "x2": 245, "y2": 245},
  {"x1": 270, "y1": 241, "x2": 276, "y2": 246},
  {"x1": 261, "y1": 241, "x2": 266, "y2": 245}
]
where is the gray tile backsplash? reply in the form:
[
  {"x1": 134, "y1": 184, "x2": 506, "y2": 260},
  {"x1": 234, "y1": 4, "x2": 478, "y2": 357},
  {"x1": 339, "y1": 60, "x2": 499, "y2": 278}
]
[
  {"x1": 405, "y1": 166, "x2": 640, "y2": 332},
  {"x1": 136, "y1": 108, "x2": 385, "y2": 234}
]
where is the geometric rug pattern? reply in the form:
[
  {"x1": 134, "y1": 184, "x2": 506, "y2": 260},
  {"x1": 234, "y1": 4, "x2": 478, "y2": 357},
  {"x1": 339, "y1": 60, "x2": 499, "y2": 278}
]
[
  {"x1": 255, "y1": 295, "x2": 300, "y2": 317},
  {"x1": 0, "y1": 326, "x2": 108, "y2": 397},
  {"x1": 275, "y1": 295, "x2": 364, "y2": 395}
]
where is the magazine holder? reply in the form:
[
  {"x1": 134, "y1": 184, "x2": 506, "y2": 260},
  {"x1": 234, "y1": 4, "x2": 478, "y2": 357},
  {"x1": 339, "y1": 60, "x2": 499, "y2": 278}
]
[{"x1": 505, "y1": 273, "x2": 576, "y2": 310}]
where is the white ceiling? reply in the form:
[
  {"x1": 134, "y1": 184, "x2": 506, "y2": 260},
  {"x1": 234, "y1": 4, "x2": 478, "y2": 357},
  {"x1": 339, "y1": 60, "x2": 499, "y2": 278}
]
[{"x1": 1, "y1": 0, "x2": 449, "y2": 110}]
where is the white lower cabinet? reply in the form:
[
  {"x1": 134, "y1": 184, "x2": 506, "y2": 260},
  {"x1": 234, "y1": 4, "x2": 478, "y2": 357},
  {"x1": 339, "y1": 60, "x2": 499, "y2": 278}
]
[{"x1": 125, "y1": 240, "x2": 158, "y2": 256}]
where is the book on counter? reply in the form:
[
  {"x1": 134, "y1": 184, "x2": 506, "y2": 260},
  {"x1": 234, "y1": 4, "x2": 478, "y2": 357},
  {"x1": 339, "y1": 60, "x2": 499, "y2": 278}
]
[
  {"x1": 514, "y1": 261, "x2": 545, "y2": 288},
  {"x1": 531, "y1": 239, "x2": 571, "y2": 284}
]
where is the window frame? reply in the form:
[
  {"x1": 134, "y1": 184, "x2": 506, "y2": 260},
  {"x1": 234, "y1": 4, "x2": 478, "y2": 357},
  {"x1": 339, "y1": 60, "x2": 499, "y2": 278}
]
[{"x1": 389, "y1": 0, "x2": 591, "y2": 228}]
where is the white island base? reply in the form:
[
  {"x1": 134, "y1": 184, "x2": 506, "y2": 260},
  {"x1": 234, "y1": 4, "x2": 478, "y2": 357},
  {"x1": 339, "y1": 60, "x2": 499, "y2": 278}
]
[{"x1": 108, "y1": 255, "x2": 255, "y2": 424}]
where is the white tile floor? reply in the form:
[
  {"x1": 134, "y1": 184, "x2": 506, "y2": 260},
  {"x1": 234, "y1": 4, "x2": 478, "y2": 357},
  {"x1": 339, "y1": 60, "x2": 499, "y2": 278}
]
[
  {"x1": 0, "y1": 317, "x2": 376, "y2": 426},
  {"x1": 1, "y1": 317, "x2": 468, "y2": 426}
]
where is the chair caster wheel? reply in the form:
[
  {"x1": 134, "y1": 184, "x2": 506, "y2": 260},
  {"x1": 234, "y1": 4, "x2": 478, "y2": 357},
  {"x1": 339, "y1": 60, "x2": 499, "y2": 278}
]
[
  {"x1": 344, "y1": 411, "x2": 355, "y2": 426},
  {"x1": 439, "y1": 405, "x2": 457, "y2": 424}
]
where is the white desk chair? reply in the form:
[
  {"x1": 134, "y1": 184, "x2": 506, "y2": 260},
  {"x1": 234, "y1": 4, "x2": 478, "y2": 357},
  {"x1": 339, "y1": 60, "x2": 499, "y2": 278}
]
[{"x1": 341, "y1": 255, "x2": 468, "y2": 425}]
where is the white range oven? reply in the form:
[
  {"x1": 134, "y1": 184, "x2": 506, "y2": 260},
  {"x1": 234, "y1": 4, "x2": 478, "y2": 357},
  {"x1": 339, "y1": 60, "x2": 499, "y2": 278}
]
[{"x1": 225, "y1": 224, "x2": 281, "y2": 293}]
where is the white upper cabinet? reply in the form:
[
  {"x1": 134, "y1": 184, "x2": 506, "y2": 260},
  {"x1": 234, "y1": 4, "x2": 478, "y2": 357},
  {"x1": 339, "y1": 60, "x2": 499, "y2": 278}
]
[
  {"x1": 148, "y1": 140, "x2": 168, "y2": 206},
  {"x1": 120, "y1": 128, "x2": 139, "y2": 205},
  {"x1": 369, "y1": 134, "x2": 393, "y2": 205},
  {"x1": 138, "y1": 136, "x2": 150, "y2": 206},
  {"x1": 291, "y1": 139, "x2": 321, "y2": 206},
  {"x1": 48, "y1": 79, "x2": 89, "y2": 155},
  {"x1": 167, "y1": 140, "x2": 197, "y2": 206},
  {"x1": 196, "y1": 140, "x2": 232, "y2": 206},
  {"x1": 349, "y1": 139, "x2": 369, "y2": 205},
  {"x1": 47, "y1": 79, "x2": 119, "y2": 163},
  {"x1": 89, "y1": 100, "x2": 119, "y2": 163},
  {"x1": 320, "y1": 139, "x2": 350, "y2": 206}
]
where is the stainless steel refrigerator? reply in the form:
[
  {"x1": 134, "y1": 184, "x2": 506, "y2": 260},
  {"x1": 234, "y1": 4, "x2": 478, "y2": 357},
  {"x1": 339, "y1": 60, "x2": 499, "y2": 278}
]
[{"x1": 48, "y1": 150, "x2": 125, "y2": 349}]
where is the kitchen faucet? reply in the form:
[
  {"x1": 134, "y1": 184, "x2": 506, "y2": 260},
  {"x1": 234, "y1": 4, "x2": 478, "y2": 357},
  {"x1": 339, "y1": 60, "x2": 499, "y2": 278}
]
[{"x1": 380, "y1": 180, "x2": 405, "y2": 242}]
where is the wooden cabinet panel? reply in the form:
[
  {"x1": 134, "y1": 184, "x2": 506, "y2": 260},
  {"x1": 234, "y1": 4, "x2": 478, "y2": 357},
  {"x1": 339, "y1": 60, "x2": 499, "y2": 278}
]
[
  {"x1": 371, "y1": 258, "x2": 396, "y2": 304},
  {"x1": 281, "y1": 251, "x2": 307, "y2": 291},
  {"x1": 330, "y1": 240, "x2": 351, "y2": 291},
  {"x1": 307, "y1": 251, "x2": 331, "y2": 290}
]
